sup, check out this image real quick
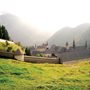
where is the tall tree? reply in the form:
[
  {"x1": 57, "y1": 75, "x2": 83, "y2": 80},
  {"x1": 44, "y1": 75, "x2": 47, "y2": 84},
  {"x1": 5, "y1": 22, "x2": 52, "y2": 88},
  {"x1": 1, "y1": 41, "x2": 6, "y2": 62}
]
[
  {"x1": 0, "y1": 25, "x2": 10, "y2": 40},
  {"x1": 1, "y1": 25, "x2": 10, "y2": 40},
  {"x1": 25, "y1": 47, "x2": 31, "y2": 56},
  {"x1": 0, "y1": 25, "x2": 2, "y2": 38}
]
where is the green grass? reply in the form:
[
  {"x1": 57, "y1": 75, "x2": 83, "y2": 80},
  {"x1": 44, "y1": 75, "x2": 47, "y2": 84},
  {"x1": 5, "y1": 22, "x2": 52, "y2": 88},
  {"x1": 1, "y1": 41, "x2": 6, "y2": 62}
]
[
  {"x1": 0, "y1": 41, "x2": 23, "y2": 52},
  {"x1": 0, "y1": 58, "x2": 90, "y2": 90}
]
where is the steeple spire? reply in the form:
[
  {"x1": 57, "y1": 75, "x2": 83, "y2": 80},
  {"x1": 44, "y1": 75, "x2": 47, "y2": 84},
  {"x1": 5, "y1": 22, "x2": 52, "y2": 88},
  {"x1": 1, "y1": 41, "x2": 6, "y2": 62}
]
[{"x1": 73, "y1": 40, "x2": 75, "y2": 49}]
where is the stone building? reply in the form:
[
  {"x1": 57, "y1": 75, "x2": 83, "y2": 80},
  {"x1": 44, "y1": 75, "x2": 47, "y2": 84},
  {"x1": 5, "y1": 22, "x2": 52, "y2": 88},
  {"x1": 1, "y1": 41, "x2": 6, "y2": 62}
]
[
  {"x1": 30, "y1": 43, "x2": 48, "y2": 56},
  {"x1": 14, "y1": 49, "x2": 24, "y2": 61},
  {"x1": 56, "y1": 40, "x2": 90, "y2": 63}
]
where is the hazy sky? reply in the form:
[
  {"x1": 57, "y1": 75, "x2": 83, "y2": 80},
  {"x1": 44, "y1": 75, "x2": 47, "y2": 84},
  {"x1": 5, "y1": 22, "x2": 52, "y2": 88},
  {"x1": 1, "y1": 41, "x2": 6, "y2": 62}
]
[{"x1": 0, "y1": 0, "x2": 90, "y2": 36}]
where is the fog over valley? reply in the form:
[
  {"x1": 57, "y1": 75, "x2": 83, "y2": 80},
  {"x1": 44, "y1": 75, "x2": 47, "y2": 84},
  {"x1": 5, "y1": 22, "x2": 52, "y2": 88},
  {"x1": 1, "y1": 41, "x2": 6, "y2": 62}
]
[{"x1": 0, "y1": 13, "x2": 90, "y2": 47}]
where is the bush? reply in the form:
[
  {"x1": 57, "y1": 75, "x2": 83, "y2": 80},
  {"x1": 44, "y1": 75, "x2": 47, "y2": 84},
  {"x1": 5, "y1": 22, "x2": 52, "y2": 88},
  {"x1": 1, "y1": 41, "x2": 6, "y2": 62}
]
[
  {"x1": 7, "y1": 46, "x2": 12, "y2": 52},
  {"x1": 36, "y1": 53, "x2": 44, "y2": 57}
]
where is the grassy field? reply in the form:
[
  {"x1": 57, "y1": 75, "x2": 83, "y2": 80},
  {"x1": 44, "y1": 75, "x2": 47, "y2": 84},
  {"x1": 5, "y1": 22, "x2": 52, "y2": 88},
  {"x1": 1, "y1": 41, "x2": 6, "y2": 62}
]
[{"x1": 0, "y1": 58, "x2": 90, "y2": 90}]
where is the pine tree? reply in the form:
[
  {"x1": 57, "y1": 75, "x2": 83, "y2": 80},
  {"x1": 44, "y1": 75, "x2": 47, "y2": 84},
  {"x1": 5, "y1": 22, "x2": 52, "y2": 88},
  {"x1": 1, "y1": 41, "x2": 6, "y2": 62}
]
[
  {"x1": 1, "y1": 25, "x2": 10, "y2": 40},
  {"x1": 0, "y1": 25, "x2": 10, "y2": 40},
  {"x1": 0, "y1": 25, "x2": 3, "y2": 38},
  {"x1": 25, "y1": 47, "x2": 31, "y2": 56}
]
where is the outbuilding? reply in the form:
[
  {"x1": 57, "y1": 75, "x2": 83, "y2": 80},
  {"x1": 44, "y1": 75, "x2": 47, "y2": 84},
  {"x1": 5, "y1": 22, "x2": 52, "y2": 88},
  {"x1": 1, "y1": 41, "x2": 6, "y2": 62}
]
[{"x1": 14, "y1": 49, "x2": 24, "y2": 61}]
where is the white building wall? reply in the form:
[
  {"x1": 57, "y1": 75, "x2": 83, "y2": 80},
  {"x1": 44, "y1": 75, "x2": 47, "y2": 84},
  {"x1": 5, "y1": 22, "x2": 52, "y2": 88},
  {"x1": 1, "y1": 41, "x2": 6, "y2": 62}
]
[{"x1": 14, "y1": 55, "x2": 24, "y2": 61}]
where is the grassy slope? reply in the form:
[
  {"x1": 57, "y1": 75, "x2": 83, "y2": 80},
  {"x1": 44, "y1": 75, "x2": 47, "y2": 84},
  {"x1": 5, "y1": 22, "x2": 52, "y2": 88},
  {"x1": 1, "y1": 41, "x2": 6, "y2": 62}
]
[
  {"x1": 0, "y1": 58, "x2": 90, "y2": 90},
  {"x1": 0, "y1": 42, "x2": 23, "y2": 52}
]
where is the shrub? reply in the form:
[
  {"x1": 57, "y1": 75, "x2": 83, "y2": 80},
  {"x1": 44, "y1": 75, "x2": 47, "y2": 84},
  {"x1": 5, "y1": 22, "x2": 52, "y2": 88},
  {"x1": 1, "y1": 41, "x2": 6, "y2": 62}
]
[{"x1": 36, "y1": 53, "x2": 44, "y2": 57}]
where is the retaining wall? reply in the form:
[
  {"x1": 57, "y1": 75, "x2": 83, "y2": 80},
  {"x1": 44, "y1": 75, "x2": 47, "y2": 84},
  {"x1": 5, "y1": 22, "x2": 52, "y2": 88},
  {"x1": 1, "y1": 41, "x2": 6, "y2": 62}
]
[
  {"x1": 0, "y1": 51, "x2": 60, "y2": 64},
  {"x1": 57, "y1": 49, "x2": 90, "y2": 62},
  {"x1": 24, "y1": 56, "x2": 59, "y2": 64},
  {"x1": 0, "y1": 51, "x2": 14, "y2": 58}
]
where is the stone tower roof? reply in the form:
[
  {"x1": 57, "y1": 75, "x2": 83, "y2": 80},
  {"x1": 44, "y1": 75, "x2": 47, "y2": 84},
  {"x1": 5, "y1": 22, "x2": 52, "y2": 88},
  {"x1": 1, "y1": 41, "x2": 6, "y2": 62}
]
[{"x1": 14, "y1": 49, "x2": 24, "y2": 55}]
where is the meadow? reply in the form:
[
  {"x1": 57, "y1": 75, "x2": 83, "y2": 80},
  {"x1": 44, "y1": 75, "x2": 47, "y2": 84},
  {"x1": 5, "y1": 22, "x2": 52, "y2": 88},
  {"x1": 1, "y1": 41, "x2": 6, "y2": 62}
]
[{"x1": 0, "y1": 58, "x2": 90, "y2": 90}]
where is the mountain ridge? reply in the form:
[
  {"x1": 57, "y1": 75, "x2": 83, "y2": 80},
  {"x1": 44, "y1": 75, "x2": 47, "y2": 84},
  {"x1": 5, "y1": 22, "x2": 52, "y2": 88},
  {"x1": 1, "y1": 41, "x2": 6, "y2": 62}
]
[
  {"x1": 48, "y1": 23, "x2": 90, "y2": 47},
  {"x1": 0, "y1": 13, "x2": 90, "y2": 47},
  {"x1": 0, "y1": 13, "x2": 48, "y2": 46}
]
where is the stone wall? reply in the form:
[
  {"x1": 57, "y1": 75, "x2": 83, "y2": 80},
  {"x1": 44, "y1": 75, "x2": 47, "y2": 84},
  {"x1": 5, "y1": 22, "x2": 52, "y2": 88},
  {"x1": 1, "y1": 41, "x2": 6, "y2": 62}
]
[
  {"x1": 24, "y1": 56, "x2": 59, "y2": 64},
  {"x1": 0, "y1": 51, "x2": 60, "y2": 64},
  {"x1": 0, "y1": 51, "x2": 24, "y2": 61},
  {"x1": 57, "y1": 49, "x2": 90, "y2": 62},
  {"x1": 14, "y1": 55, "x2": 24, "y2": 61},
  {"x1": 0, "y1": 51, "x2": 14, "y2": 58}
]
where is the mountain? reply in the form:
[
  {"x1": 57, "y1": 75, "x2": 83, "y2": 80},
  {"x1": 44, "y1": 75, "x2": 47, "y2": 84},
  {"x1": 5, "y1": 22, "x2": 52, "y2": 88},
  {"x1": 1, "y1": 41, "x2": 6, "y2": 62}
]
[
  {"x1": 48, "y1": 23, "x2": 90, "y2": 47},
  {"x1": 1, "y1": 13, "x2": 90, "y2": 47},
  {"x1": 80, "y1": 29, "x2": 90, "y2": 46},
  {"x1": 0, "y1": 13, "x2": 48, "y2": 46}
]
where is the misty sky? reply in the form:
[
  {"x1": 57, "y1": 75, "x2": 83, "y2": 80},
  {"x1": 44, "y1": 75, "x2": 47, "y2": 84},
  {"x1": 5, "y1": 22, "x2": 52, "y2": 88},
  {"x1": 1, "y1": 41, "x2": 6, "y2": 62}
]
[{"x1": 0, "y1": 0, "x2": 90, "y2": 36}]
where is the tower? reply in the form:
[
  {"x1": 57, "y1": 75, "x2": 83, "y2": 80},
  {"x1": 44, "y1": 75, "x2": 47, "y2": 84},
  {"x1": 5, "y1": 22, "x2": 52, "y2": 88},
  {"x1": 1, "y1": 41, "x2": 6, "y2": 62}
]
[
  {"x1": 73, "y1": 40, "x2": 75, "y2": 49},
  {"x1": 66, "y1": 42, "x2": 69, "y2": 50}
]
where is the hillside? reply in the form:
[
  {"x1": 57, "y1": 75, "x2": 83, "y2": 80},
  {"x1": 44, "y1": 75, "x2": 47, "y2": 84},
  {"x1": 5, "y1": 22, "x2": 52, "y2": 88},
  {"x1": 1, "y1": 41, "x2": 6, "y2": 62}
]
[
  {"x1": 0, "y1": 39, "x2": 23, "y2": 52},
  {"x1": 48, "y1": 23, "x2": 90, "y2": 47},
  {"x1": 1, "y1": 13, "x2": 90, "y2": 47},
  {"x1": 0, "y1": 13, "x2": 49, "y2": 46},
  {"x1": 0, "y1": 58, "x2": 90, "y2": 90},
  {"x1": 80, "y1": 29, "x2": 90, "y2": 46}
]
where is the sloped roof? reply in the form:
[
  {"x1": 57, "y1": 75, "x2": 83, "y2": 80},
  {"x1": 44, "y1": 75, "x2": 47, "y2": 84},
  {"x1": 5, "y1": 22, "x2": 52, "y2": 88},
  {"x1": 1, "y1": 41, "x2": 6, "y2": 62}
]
[{"x1": 14, "y1": 49, "x2": 24, "y2": 55}]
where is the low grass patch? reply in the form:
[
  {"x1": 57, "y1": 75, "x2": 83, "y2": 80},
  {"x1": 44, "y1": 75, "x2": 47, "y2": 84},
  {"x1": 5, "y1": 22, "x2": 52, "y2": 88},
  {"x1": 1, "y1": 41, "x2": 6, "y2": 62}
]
[{"x1": 0, "y1": 58, "x2": 90, "y2": 90}]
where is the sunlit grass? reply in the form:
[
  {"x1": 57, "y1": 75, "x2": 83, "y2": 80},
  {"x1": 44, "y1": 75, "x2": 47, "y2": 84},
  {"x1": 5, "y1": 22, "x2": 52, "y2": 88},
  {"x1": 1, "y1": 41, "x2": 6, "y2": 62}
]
[
  {"x1": 0, "y1": 58, "x2": 90, "y2": 90},
  {"x1": 0, "y1": 42, "x2": 22, "y2": 52}
]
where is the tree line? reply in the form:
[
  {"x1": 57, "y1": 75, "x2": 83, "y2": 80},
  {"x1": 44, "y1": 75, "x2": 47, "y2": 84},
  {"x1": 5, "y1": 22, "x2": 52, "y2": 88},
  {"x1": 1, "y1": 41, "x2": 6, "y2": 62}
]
[{"x1": 0, "y1": 25, "x2": 10, "y2": 40}]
